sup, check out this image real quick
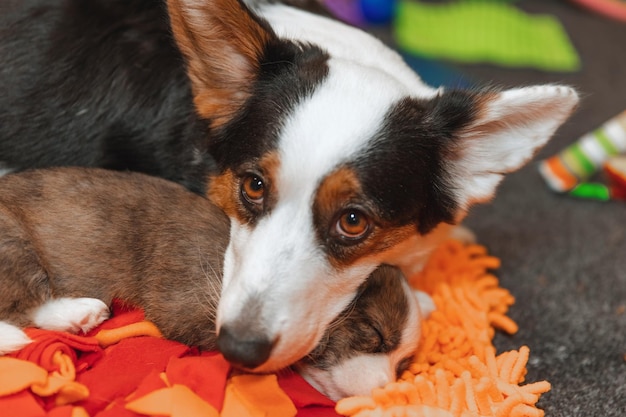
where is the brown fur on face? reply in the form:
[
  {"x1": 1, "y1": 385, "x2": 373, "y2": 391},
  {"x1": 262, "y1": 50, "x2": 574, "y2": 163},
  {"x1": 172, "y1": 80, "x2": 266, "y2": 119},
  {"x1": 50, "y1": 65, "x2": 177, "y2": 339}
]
[
  {"x1": 0, "y1": 167, "x2": 230, "y2": 350},
  {"x1": 209, "y1": 168, "x2": 240, "y2": 221},
  {"x1": 313, "y1": 167, "x2": 421, "y2": 269},
  {"x1": 208, "y1": 151, "x2": 281, "y2": 225}
]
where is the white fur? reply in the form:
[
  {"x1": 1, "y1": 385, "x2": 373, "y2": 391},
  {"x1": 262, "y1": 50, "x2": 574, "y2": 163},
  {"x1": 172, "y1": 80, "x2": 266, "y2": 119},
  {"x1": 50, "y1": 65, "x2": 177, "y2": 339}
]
[
  {"x1": 31, "y1": 297, "x2": 110, "y2": 334},
  {"x1": 304, "y1": 354, "x2": 392, "y2": 401},
  {"x1": 220, "y1": 210, "x2": 380, "y2": 370},
  {"x1": 218, "y1": 56, "x2": 424, "y2": 371},
  {"x1": 0, "y1": 322, "x2": 32, "y2": 355},
  {"x1": 449, "y1": 85, "x2": 579, "y2": 207},
  {"x1": 218, "y1": 46, "x2": 422, "y2": 371},
  {"x1": 217, "y1": 3, "x2": 578, "y2": 372}
]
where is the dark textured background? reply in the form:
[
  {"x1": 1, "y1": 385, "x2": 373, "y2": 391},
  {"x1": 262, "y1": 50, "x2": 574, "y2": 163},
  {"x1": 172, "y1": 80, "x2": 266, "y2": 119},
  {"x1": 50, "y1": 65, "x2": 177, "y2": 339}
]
[{"x1": 384, "y1": 1, "x2": 626, "y2": 415}]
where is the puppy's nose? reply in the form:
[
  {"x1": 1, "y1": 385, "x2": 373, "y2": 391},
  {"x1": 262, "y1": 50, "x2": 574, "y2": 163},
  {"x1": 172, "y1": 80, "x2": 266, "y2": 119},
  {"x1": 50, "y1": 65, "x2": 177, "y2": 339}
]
[{"x1": 217, "y1": 325, "x2": 273, "y2": 369}]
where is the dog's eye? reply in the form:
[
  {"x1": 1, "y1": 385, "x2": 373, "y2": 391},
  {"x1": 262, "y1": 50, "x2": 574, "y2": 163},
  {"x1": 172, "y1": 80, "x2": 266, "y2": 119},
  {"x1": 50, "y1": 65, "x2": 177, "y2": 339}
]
[
  {"x1": 336, "y1": 209, "x2": 370, "y2": 241},
  {"x1": 241, "y1": 174, "x2": 265, "y2": 207},
  {"x1": 372, "y1": 325, "x2": 386, "y2": 352}
]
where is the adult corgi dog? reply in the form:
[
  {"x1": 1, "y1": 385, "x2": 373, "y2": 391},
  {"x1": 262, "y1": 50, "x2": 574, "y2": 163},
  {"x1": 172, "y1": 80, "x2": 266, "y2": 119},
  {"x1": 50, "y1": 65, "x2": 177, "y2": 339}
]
[{"x1": 0, "y1": 0, "x2": 579, "y2": 372}]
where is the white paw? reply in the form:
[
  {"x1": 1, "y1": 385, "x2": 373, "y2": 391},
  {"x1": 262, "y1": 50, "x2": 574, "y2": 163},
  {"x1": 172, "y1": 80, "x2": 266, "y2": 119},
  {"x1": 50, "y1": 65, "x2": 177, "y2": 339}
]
[
  {"x1": 31, "y1": 297, "x2": 110, "y2": 334},
  {"x1": 0, "y1": 321, "x2": 32, "y2": 355}
]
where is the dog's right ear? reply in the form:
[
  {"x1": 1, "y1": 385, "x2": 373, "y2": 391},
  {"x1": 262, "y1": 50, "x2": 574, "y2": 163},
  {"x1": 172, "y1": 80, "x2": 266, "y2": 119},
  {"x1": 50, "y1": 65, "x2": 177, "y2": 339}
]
[
  {"x1": 434, "y1": 85, "x2": 579, "y2": 211},
  {"x1": 167, "y1": 0, "x2": 275, "y2": 128}
]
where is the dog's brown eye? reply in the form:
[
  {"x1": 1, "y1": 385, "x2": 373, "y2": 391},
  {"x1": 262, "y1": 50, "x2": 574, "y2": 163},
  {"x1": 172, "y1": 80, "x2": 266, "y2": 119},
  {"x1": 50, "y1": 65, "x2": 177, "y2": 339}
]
[
  {"x1": 336, "y1": 209, "x2": 370, "y2": 240},
  {"x1": 241, "y1": 174, "x2": 265, "y2": 207}
]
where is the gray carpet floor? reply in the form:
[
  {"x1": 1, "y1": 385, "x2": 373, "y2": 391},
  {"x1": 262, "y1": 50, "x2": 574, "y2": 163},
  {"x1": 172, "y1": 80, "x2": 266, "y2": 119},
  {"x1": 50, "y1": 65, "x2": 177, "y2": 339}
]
[
  {"x1": 426, "y1": 1, "x2": 626, "y2": 415},
  {"x1": 1, "y1": 1, "x2": 623, "y2": 415}
]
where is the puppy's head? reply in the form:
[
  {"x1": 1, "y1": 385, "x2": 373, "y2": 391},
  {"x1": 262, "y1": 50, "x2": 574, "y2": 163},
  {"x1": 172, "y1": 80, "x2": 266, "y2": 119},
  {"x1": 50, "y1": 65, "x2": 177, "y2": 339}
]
[
  {"x1": 296, "y1": 265, "x2": 433, "y2": 401},
  {"x1": 167, "y1": 0, "x2": 579, "y2": 371}
]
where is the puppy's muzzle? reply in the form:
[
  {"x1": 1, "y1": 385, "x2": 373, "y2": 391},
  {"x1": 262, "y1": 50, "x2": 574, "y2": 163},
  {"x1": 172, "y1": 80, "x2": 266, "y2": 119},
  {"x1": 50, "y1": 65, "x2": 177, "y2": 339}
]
[{"x1": 217, "y1": 325, "x2": 276, "y2": 370}]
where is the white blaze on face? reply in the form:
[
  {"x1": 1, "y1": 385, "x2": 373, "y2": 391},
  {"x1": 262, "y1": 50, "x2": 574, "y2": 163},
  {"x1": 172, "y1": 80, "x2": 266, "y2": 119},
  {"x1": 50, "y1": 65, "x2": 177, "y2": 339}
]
[
  {"x1": 216, "y1": 0, "x2": 578, "y2": 376},
  {"x1": 216, "y1": 58, "x2": 418, "y2": 371},
  {"x1": 212, "y1": 1, "x2": 446, "y2": 372}
]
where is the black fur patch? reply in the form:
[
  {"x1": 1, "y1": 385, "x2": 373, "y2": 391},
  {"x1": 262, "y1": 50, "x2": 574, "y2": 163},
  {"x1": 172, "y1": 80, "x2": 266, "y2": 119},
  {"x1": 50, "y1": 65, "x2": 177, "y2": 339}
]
[
  {"x1": 351, "y1": 90, "x2": 481, "y2": 235},
  {"x1": 209, "y1": 40, "x2": 329, "y2": 172},
  {"x1": 0, "y1": 0, "x2": 213, "y2": 194}
]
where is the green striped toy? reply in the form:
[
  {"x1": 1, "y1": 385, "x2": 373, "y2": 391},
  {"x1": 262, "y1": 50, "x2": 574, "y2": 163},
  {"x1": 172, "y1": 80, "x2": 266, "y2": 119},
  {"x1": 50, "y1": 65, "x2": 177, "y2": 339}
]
[{"x1": 539, "y1": 110, "x2": 626, "y2": 192}]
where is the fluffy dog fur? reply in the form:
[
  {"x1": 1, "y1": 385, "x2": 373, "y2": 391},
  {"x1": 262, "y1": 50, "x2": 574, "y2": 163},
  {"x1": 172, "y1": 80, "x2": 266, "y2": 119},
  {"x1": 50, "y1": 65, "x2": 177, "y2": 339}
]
[
  {"x1": 0, "y1": 167, "x2": 430, "y2": 400},
  {"x1": 0, "y1": 0, "x2": 579, "y2": 371}
]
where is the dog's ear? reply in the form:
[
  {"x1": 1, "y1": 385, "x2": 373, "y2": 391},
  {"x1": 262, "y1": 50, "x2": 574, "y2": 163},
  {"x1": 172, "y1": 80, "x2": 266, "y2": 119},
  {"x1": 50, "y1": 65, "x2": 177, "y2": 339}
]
[
  {"x1": 439, "y1": 85, "x2": 579, "y2": 210},
  {"x1": 167, "y1": 0, "x2": 275, "y2": 128}
]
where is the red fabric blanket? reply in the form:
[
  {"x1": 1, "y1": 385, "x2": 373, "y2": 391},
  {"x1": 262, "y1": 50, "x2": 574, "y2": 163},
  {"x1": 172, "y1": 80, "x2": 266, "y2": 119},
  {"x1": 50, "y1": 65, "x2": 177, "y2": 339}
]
[{"x1": 0, "y1": 303, "x2": 338, "y2": 417}]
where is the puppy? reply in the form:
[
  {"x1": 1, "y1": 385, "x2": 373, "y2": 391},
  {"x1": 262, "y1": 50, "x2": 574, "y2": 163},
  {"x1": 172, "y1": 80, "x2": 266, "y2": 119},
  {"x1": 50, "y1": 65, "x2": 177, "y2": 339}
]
[
  {"x1": 0, "y1": 167, "x2": 229, "y2": 352},
  {"x1": 0, "y1": 0, "x2": 579, "y2": 372},
  {"x1": 298, "y1": 265, "x2": 434, "y2": 401},
  {"x1": 0, "y1": 167, "x2": 430, "y2": 401}
]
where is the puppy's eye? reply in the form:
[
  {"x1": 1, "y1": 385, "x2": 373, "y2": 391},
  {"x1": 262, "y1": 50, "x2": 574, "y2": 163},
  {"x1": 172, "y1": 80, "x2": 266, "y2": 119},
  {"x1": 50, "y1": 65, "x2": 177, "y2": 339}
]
[
  {"x1": 335, "y1": 209, "x2": 370, "y2": 241},
  {"x1": 241, "y1": 174, "x2": 265, "y2": 207},
  {"x1": 372, "y1": 325, "x2": 386, "y2": 352}
]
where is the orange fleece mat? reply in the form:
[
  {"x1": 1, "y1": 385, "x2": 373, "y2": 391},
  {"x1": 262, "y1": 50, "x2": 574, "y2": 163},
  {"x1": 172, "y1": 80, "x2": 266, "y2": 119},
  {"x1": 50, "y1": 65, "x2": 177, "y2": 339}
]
[
  {"x1": 0, "y1": 241, "x2": 549, "y2": 417},
  {"x1": 336, "y1": 240, "x2": 550, "y2": 417}
]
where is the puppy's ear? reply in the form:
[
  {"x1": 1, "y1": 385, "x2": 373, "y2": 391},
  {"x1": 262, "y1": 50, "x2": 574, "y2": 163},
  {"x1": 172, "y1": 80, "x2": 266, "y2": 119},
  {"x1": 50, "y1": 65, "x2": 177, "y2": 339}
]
[
  {"x1": 167, "y1": 0, "x2": 275, "y2": 128},
  {"x1": 441, "y1": 85, "x2": 579, "y2": 210}
]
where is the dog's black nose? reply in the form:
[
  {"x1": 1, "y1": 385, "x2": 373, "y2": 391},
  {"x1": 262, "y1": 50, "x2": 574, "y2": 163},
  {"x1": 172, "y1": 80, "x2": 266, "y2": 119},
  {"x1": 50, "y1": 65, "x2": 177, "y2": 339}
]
[{"x1": 217, "y1": 326, "x2": 273, "y2": 369}]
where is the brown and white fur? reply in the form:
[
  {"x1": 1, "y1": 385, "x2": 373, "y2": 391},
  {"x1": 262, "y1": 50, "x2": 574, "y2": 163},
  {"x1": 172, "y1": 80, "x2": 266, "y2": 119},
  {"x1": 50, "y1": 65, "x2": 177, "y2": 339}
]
[
  {"x1": 0, "y1": 0, "x2": 579, "y2": 373},
  {"x1": 0, "y1": 168, "x2": 229, "y2": 353},
  {"x1": 162, "y1": 0, "x2": 579, "y2": 372},
  {"x1": 298, "y1": 265, "x2": 434, "y2": 401},
  {"x1": 0, "y1": 167, "x2": 430, "y2": 400}
]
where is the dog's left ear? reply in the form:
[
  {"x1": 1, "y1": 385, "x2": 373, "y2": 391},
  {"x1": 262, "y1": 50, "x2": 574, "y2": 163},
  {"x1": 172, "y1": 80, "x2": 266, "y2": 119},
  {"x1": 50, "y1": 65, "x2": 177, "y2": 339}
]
[
  {"x1": 441, "y1": 85, "x2": 579, "y2": 210},
  {"x1": 167, "y1": 0, "x2": 275, "y2": 128}
]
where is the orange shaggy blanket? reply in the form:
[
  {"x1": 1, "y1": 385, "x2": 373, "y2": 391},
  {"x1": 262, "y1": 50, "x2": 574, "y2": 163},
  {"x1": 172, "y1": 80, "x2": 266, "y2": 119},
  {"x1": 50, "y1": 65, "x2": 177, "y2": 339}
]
[{"x1": 0, "y1": 241, "x2": 549, "y2": 417}]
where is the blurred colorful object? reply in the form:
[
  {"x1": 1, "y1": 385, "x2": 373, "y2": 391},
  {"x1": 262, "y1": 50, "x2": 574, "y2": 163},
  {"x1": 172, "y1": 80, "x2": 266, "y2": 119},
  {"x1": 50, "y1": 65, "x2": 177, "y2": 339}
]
[
  {"x1": 324, "y1": 0, "x2": 473, "y2": 87},
  {"x1": 323, "y1": 0, "x2": 366, "y2": 26},
  {"x1": 394, "y1": 0, "x2": 580, "y2": 72},
  {"x1": 323, "y1": 0, "x2": 397, "y2": 25},
  {"x1": 539, "y1": 110, "x2": 626, "y2": 192},
  {"x1": 539, "y1": 109, "x2": 626, "y2": 202},
  {"x1": 570, "y1": 0, "x2": 626, "y2": 22},
  {"x1": 400, "y1": 53, "x2": 474, "y2": 88},
  {"x1": 603, "y1": 157, "x2": 626, "y2": 200},
  {"x1": 567, "y1": 159, "x2": 626, "y2": 201}
]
